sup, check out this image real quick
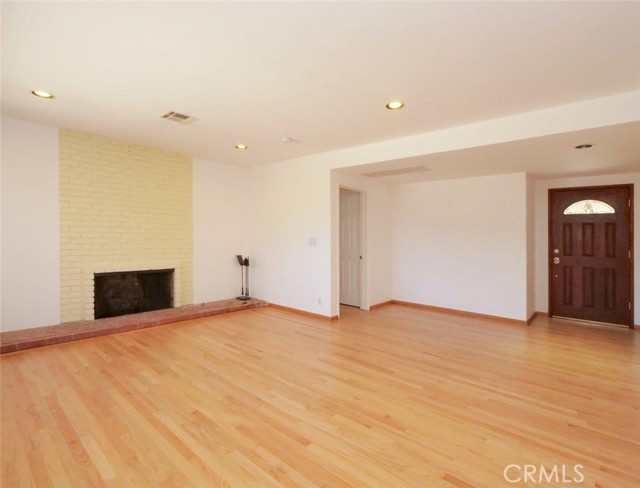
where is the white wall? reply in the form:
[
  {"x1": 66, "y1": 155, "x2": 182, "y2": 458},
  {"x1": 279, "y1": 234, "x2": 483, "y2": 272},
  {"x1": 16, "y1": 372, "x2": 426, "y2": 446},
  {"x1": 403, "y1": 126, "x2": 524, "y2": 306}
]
[
  {"x1": 331, "y1": 171, "x2": 393, "y2": 316},
  {"x1": 246, "y1": 162, "x2": 394, "y2": 318},
  {"x1": 192, "y1": 159, "x2": 249, "y2": 303},
  {"x1": 239, "y1": 92, "x2": 638, "y2": 320},
  {"x1": 534, "y1": 172, "x2": 640, "y2": 325},
  {"x1": 243, "y1": 161, "x2": 393, "y2": 319},
  {"x1": 392, "y1": 173, "x2": 529, "y2": 321},
  {"x1": 248, "y1": 160, "x2": 332, "y2": 315},
  {"x1": 526, "y1": 174, "x2": 536, "y2": 319},
  {"x1": 1, "y1": 117, "x2": 60, "y2": 331}
]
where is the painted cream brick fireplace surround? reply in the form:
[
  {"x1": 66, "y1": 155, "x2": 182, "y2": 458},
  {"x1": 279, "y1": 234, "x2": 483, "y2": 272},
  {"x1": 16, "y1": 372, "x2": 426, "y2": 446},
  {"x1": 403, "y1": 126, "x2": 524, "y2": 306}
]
[{"x1": 59, "y1": 130, "x2": 193, "y2": 322}]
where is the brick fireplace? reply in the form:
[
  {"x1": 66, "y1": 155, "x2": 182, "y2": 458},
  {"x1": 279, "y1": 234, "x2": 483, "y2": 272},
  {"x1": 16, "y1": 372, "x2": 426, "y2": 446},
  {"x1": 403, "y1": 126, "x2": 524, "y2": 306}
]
[{"x1": 59, "y1": 130, "x2": 193, "y2": 322}]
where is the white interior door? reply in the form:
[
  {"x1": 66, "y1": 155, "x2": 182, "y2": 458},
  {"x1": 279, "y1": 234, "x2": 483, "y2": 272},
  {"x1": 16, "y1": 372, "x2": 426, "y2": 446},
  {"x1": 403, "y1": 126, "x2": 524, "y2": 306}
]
[{"x1": 340, "y1": 189, "x2": 361, "y2": 307}]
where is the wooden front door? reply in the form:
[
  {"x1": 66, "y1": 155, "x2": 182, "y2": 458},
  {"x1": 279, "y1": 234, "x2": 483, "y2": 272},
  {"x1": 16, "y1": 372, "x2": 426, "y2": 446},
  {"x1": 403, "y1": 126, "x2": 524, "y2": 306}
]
[{"x1": 549, "y1": 185, "x2": 633, "y2": 327}]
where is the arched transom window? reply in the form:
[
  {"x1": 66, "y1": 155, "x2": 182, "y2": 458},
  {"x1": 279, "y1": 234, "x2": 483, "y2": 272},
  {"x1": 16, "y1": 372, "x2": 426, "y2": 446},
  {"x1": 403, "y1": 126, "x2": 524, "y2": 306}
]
[{"x1": 563, "y1": 199, "x2": 615, "y2": 215}]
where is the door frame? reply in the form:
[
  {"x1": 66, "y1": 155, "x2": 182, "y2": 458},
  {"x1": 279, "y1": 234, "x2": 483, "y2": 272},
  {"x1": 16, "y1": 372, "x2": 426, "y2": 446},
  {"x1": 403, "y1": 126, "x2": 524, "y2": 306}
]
[
  {"x1": 338, "y1": 186, "x2": 367, "y2": 311},
  {"x1": 547, "y1": 184, "x2": 634, "y2": 327}
]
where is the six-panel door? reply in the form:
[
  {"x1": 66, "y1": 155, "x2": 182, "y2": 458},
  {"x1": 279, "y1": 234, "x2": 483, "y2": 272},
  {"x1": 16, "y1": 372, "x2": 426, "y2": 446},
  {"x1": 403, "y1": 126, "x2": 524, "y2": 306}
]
[{"x1": 549, "y1": 185, "x2": 632, "y2": 326}]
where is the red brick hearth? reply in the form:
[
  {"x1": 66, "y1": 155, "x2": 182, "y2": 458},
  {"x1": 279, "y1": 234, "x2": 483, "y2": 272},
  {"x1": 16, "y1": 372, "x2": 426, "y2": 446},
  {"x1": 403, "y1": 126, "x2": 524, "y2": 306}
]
[{"x1": 0, "y1": 298, "x2": 266, "y2": 354}]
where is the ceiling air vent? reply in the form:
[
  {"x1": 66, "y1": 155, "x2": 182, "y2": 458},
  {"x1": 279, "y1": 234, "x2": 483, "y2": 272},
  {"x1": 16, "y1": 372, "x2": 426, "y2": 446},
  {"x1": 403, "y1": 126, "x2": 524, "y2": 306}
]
[
  {"x1": 363, "y1": 166, "x2": 431, "y2": 178},
  {"x1": 161, "y1": 111, "x2": 196, "y2": 124}
]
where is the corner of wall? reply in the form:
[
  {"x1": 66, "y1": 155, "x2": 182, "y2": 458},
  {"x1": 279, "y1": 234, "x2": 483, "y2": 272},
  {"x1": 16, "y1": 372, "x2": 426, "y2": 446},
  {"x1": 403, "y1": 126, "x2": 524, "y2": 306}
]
[
  {"x1": 1, "y1": 117, "x2": 61, "y2": 331},
  {"x1": 526, "y1": 174, "x2": 536, "y2": 319},
  {"x1": 390, "y1": 173, "x2": 530, "y2": 321},
  {"x1": 192, "y1": 159, "x2": 250, "y2": 303}
]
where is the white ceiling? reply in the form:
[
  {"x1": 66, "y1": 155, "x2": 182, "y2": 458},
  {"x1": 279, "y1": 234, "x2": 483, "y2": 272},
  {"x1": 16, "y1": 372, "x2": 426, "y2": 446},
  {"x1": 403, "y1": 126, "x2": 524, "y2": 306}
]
[
  {"x1": 2, "y1": 1, "x2": 640, "y2": 171},
  {"x1": 338, "y1": 122, "x2": 640, "y2": 184}
]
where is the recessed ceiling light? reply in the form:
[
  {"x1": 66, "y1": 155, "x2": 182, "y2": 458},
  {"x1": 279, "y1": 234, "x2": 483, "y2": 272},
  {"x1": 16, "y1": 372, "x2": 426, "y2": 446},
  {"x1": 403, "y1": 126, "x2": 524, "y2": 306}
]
[
  {"x1": 31, "y1": 90, "x2": 54, "y2": 99},
  {"x1": 575, "y1": 144, "x2": 593, "y2": 149},
  {"x1": 235, "y1": 144, "x2": 248, "y2": 150},
  {"x1": 386, "y1": 100, "x2": 404, "y2": 110}
]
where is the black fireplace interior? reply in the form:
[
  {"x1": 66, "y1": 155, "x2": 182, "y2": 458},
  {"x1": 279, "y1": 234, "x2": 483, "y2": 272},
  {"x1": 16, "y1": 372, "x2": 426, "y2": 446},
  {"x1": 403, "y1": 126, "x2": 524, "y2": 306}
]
[{"x1": 94, "y1": 269, "x2": 174, "y2": 319}]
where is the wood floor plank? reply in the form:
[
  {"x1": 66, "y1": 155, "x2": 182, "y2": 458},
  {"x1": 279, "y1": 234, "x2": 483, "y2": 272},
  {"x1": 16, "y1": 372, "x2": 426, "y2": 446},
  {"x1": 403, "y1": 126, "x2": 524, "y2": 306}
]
[{"x1": 2, "y1": 305, "x2": 639, "y2": 487}]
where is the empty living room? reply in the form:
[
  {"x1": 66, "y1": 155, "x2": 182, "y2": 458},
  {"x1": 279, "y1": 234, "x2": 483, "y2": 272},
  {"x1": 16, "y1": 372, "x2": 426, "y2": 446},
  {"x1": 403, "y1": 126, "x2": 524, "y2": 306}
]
[{"x1": 1, "y1": 2, "x2": 639, "y2": 487}]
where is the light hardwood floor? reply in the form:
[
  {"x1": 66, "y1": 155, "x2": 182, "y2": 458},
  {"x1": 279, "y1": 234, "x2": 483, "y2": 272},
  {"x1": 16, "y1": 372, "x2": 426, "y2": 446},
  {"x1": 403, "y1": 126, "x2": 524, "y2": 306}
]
[{"x1": 1, "y1": 305, "x2": 639, "y2": 487}]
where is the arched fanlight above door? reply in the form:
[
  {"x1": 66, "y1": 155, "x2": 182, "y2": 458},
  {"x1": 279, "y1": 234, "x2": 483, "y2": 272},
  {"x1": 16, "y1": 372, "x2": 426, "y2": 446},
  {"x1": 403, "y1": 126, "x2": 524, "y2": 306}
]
[{"x1": 563, "y1": 199, "x2": 615, "y2": 215}]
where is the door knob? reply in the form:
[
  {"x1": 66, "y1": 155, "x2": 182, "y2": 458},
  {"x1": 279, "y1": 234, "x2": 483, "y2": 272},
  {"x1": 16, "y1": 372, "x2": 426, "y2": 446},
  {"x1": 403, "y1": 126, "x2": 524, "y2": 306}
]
[{"x1": 553, "y1": 257, "x2": 560, "y2": 264}]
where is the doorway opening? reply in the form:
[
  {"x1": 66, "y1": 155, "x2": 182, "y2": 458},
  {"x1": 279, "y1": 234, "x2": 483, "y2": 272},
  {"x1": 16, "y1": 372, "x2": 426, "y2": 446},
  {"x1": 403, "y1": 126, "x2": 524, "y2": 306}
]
[
  {"x1": 548, "y1": 184, "x2": 633, "y2": 327},
  {"x1": 339, "y1": 188, "x2": 364, "y2": 309}
]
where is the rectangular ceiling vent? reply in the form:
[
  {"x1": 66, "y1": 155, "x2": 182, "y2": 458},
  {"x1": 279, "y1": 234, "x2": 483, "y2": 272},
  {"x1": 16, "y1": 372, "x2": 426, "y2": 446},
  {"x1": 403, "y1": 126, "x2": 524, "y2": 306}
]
[
  {"x1": 363, "y1": 166, "x2": 431, "y2": 178},
  {"x1": 161, "y1": 111, "x2": 196, "y2": 124}
]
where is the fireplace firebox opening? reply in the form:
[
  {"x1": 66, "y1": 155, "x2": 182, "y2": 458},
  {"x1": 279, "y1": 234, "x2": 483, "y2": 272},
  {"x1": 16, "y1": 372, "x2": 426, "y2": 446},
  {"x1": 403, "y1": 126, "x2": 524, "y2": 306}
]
[{"x1": 94, "y1": 269, "x2": 174, "y2": 319}]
